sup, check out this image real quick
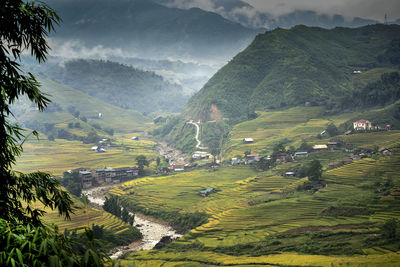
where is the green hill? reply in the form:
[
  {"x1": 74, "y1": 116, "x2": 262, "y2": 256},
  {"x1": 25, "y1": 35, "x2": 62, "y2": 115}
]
[
  {"x1": 184, "y1": 24, "x2": 400, "y2": 121},
  {"x1": 37, "y1": 59, "x2": 188, "y2": 115},
  {"x1": 15, "y1": 77, "x2": 151, "y2": 135}
]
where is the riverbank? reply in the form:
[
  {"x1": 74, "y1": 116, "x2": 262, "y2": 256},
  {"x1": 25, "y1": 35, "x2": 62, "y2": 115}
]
[{"x1": 82, "y1": 184, "x2": 181, "y2": 258}]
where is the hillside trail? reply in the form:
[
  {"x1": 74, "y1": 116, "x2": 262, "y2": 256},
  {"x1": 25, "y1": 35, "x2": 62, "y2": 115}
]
[{"x1": 187, "y1": 120, "x2": 208, "y2": 150}]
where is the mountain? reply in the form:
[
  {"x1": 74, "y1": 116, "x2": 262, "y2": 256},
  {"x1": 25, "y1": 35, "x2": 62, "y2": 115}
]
[
  {"x1": 274, "y1": 11, "x2": 377, "y2": 29},
  {"x1": 45, "y1": 0, "x2": 261, "y2": 63},
  {"x1": 184, "y1": 24, "x2": 400, "y2": 121},
  {"x1": 33, "y1": 59, "x2": 188, "y2": 115},
  {"x1": 155, "y1": 0, "x2": 378, "y2": 29}
]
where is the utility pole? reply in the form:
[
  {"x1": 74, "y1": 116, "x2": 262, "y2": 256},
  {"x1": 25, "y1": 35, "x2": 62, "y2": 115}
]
[{"x1": 385, "y1": 13, "x2": 388, "y2": 25}]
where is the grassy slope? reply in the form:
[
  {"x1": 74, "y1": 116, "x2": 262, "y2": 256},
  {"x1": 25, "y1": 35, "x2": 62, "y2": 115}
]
[
  {"x1": 110, "y1": 130, "x2": 400, "y2": 266},
  {"x1": 18, "y1": 78, "x2": 151, "y2": 134},
  {"x1": 34, "y1": 195, "x2": 140, "y2": 248},
  {"x1": 15, "y1": 137, "x2": 158, "y2": 176},
  {"x1": 184, "y1": 24, "x2": 400, "y2": 120},
  {"x1": 224, "y1": 103, "x2": 400, "y2": 160}
]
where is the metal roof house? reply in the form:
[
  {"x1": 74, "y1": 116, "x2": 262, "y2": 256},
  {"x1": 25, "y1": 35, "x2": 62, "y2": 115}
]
[
  {"x1": 199, "y1": 187, "x2": 215, "y2": 197},
  {"x1": 243, "y1": 138, "x2": 254, "y2": 144}
]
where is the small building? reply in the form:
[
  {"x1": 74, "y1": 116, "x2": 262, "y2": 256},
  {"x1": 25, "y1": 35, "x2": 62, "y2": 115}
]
[
  {"x1": 199, "y1": 187, "x2": 215, "y2": 197},
  {"x1": 312, "y1": 144, "x2": 328, "y2": 152},
  {"x1": 131, "y1": 136, "x2": 139, "y2": 141},
  {"x1": 243, "y1": 138, "x2": 254, "y2": 144},
  {"x1": 97, "y1": 148, "x2": 106, "y2": 153},
  {"x1": 353, "y1": 120, "x2": 372, "y2": 131},
  {"x1": 380, "y1": 148, "x2": 393, "y2": 156},
  {"x1": 91, "y1": 146, "x2": 98, "y2": 151},
  {"x1": 344, "y1": 130, "x2": 352, "y2": 135},
  {"x1": 79, "y1": 171, "x2": 93, "y2": 189},
  {"x1": 294, "y1": 151, "x2": 308, "y2": 158},
  {"x1": 245, "y1": 154, "x2": 260, "y2": 164},
  {"x1": 351, "y1": 154, "x2": 362, "y2": 161},
  {"x1": 327, "y1": 141, "x2": 339, "y2": 150},
  {"x1": 192, "y1": 151, "x2": 211, "y2": 159},
  {"x1": 285, "y1": 171, "x2": 296, "y2": 177},
  {"x1": 231, "y1": 158, "x2": 241, "y2": 165}
]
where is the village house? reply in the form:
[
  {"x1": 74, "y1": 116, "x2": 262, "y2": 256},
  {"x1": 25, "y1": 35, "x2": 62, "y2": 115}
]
[
  {"x1": 79, "y1": 171, "x2": 93, "y2": 189},
  {"x1": 313, "y1": 144, "x2": 328, "y2": 152},
  {"x1": 192, "y1": 151, "x2": 212, "y2": 160},
  {"x1": 199, "y1": 187, "x2": 215, "y2": 197},
  {"x1": 242, "y1": 138, "x2": 254, "y2": 144},
  {"x1": 231, "y1": 158, "x2": 241, "y2": 165},
  {"x1": 327, "y1": 141, "x2": 339, "y2": 150},
  {"x1": 353, "y1": 119, "x2": 372, "y2": 131},
  {"x1": 245, "y1": 154, "x2": 260, "y2": 164},
  {"x1": 285, "y1": 171, "x2": 296, "y2": 177},
  {"x1": 294, "y1": 151, "x2": 308, "y2": 158},
  {"x1": 379, "y1": 148, "x2": 394, "y2": 156},
  {"x1": 91, "y1": 166, "x2": 139, "y2": 185}
]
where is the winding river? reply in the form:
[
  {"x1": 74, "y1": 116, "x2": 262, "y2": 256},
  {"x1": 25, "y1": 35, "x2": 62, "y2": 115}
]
[{"x1": 82, "y1": 185, "x2": 181, "y2": 258}]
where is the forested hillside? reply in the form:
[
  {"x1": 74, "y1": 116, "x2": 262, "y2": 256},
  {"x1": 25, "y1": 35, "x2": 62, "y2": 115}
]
[
  {"x1": 185, "y1": 24, "x2": 400, "y2": 121},
  {"x1": 41, "y1": 59, "x2": 188, "y2": 115}
]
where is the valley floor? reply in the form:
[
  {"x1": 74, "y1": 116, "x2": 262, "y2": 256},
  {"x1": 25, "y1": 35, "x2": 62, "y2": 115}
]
[{"x1": 111, "y1": 131, "x2": 400, "y2": 266}]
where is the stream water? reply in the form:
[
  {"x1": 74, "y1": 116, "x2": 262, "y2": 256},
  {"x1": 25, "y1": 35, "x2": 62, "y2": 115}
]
[{"x1": 82, "y1": 186, "x2": 181, "y2": 259}]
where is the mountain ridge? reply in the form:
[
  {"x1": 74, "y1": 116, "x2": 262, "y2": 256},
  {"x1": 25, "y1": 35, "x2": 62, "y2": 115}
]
[{"x1": 184, "y1": 24, "x2": 400, "y2": 122}]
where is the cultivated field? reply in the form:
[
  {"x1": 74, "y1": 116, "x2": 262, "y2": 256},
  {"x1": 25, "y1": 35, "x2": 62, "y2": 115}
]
[
  {"x1": 114, "y1": 131, "x2": 400, "y2": 266},
  {"x1": 15, "y1": 136, "x2": 158, "y2": 176}
]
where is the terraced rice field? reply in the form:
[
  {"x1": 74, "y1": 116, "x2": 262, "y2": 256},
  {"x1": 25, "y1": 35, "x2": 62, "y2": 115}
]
[
  {"x1": 15, "y1": 137, "x2": 158, "y2": 176},
  {"x1": 34, "y1": 197, "x2": 132, "y2": 235},
  {"x1": 117, "y1": 137, "x2": 400, "y2": 265},
  {"x1": 225, "y1": 106, "x2": 359, "y2": 159}
]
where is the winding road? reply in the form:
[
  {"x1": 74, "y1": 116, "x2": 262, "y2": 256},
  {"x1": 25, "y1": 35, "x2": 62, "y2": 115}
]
[{"x1": 187, "y1": 120, "x2": 208, "y2": 150}]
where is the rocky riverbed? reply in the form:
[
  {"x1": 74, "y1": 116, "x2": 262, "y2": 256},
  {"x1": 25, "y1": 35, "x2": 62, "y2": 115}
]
[{"x1": 82, "y1": 185, "x2": 181, "y2": 259}]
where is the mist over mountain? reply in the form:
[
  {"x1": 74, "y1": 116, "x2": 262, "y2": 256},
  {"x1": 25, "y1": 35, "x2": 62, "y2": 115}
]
[
  {"x1": 45, "y1": 0, "x2": 261, "y2": 64},
  {"x1": 31, "y1": 59, "x2": 188, "y2": 115},
  {"x1": 156, "y1": 0, "x2": 382, "y2": 29}
]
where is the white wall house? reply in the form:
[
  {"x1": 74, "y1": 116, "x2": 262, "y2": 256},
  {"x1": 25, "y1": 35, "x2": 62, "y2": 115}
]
[{"x1": 353, "y1": 120, "x2": 372, "y2": 130}]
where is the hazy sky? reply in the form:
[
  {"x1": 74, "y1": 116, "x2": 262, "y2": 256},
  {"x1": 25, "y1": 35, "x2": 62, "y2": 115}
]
[{"x1": 243, "y1": 0, "x2": 400, "y2": 21}]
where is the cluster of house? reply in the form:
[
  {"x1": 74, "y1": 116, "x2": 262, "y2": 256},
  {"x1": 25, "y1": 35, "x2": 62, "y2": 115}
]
[
  {"x1": 352, "y1": 119, "x2": 391, "y2": 132},
  {"x1": 68, "y1": 166, "x2": 139, "y2": 188},
  {"x1": 90, "y1": 138, "x2": 110, "y2": 153},
  {"x1": 192, "y1": 151, "x2": 213, "y2": 160},
  {"x1": 231, "y1": 142, "x2": 341, "y2": 165}
]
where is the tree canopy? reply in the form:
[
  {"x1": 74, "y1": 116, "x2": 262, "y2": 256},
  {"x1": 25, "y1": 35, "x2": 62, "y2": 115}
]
[{"x1": 0, "y1": 0, "x2": 75, "y2": 226}]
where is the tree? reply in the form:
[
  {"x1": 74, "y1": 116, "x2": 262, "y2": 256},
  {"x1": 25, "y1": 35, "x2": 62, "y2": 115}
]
[
  {"x1": 326, "y1": 123, "x2": 339, "y2": 137},
  {"x1": 307, "y1": 160, "x2": 323, "y2": 182},
  {"x1": 156, "y1": 156, "x2": 161, "y2": 166},
  {"x1": 136, "y1": 155, "x2": 149, "y2": 175},
  {"x1": 381, "y1": 218, "x2": 399, "y2": 240},
  {"x1": 62, "y1": 171, "x2": 82, "y2": 197},
  {"x1": 0, "y1": 0, "x2": 74, "y2": 226}
]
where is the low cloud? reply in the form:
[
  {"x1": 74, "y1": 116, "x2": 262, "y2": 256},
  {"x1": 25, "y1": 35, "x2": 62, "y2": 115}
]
[
  {"x1": 244, "y1": 0, "x2": 400, "y2": 22},
  {"x1": 163, "y1": 0, "x2": 217, "y2": 12},
  {"x1": 48, "y1": 39, "x2": 126, "y2": 59}
]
